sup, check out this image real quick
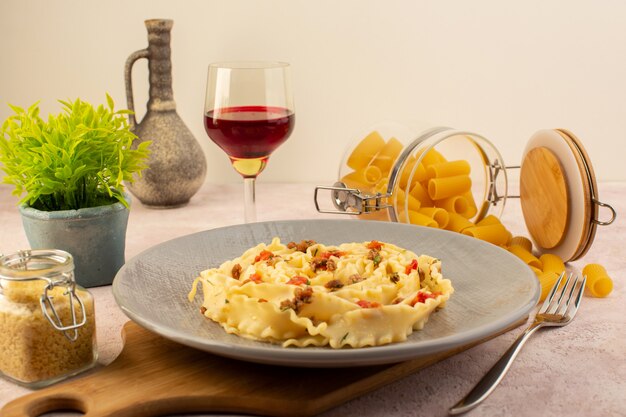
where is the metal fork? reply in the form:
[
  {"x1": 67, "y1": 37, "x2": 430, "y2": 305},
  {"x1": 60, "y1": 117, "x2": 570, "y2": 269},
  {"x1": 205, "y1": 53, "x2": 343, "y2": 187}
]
[{"x1": 449, "y1": 272, "x2": 586, "y2": 415}]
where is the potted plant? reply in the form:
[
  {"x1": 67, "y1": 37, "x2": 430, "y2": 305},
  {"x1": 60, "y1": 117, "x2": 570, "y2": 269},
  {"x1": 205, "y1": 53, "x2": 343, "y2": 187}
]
[{"x1": 0, "y1": 95, "x2": 150, "y2": 287}]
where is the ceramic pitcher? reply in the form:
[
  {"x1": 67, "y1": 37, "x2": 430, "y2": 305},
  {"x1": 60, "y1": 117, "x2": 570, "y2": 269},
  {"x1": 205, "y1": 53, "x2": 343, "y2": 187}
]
[{"x1": 124, "y1": 19, "x2": 206, "y2": 208}]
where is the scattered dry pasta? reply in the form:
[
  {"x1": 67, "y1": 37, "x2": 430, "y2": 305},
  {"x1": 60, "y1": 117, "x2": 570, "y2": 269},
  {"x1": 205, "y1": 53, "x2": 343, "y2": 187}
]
[
  {"x1": 188, "y1": 238, "x2": 453, "y2": 348},
  {"x1": 582, "y1": 264, "x2": 613, "y2": 298}
]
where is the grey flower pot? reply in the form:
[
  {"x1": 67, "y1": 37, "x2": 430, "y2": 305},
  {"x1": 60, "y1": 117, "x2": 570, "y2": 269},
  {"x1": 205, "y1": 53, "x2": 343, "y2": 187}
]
[{"x1": 19, "y1": 197, "x2": 130, "y2": 288}]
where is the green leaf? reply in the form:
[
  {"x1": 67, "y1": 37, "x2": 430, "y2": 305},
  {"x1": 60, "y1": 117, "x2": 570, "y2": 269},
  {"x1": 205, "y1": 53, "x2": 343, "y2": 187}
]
[
  {"x1": 106, "y1": 93, "x2": 114, "y2": 111},
  {"x1": 8, "y1": 103, "x2": 25, "y2": 114}
]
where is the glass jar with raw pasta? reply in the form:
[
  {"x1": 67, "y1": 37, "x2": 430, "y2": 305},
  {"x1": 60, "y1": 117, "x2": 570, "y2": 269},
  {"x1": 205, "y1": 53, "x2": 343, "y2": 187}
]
[
  {"x1": 0, "y1": 249, "x2": 97, "y2": 388},
  {"x1": 314, "y1": 123, "x2": 616, "y2": 262}
]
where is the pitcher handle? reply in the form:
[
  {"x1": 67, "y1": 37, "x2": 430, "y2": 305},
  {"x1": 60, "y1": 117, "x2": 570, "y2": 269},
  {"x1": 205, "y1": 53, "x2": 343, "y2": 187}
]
[{"x1": 124, "y1": 49, "x2": 150, "y2": 130}]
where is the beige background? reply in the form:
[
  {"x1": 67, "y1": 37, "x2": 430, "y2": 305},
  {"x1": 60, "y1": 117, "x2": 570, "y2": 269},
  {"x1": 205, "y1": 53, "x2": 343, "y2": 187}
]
[{"x1": 0, "y1": 0, "x2": 625, "y2": 185}]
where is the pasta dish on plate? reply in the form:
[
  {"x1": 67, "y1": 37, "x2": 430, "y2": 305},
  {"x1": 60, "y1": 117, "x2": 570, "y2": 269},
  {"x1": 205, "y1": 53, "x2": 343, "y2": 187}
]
[{"x1": 188, "y1": 238, "x2": 453, "y2": 348}]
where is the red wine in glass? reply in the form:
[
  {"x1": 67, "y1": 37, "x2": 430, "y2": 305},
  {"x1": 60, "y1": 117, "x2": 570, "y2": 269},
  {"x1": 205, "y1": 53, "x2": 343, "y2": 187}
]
[{"x1": 204, "y1": 106, "x2": 295, "y2": 178}]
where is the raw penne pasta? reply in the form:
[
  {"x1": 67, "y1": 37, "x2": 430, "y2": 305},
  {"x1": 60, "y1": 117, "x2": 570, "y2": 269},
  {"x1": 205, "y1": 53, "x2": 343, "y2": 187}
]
[
  {"x1": 435, "y1": 195, "x2": 469, "y2": 215},
  {"x1": 418, "y1": 207, "x2": 449, "y2": 229},
  {"x1": 395, "y1": 188, "x2": 421, "y2": 212},
  {"x1": 473, "y1": 215, "x2": 512, "y2": 244},
  {"x1": 409, "y1": 181, "x2": 433, "y2": 207},
  {"x1": 426, "y1": 160, "x2": 471, "y2": 179},
  {"x1": 462, "y1": 223, "x2": 510, "y2": 246},
  {"x1": 399, "y1": 158, "x2": 428, "y2": 187},
  {"x1": 370, "y1": 137, "x2": 403, "y2": 174},
  {"x1": 419, "y1": 148, "x2": 447, "y2": 166},
  {"x1": 460, "y1": 190, "x2": 478, "y2": 219},
  {"x1": 530, "y1": 266, "x2": 542, "y2": 275},
  {"x1": 407, "y1": 210, "x2": 438, "y2": 227},
  {"x1": 347, "y1": 131, "x2": 385, "y2": 170},
  {"x1": 340, "y1": 166, "x2": 383, "y2": 188},
  {"x1": 428, "y1": 175, "x2": 472, "y2": 200},
  {"x1": 537, "y1": 271, "x2": 561, "y2": 302},
  {"x1": 510, "y1": 236, "x2": 533, "y2": 252},
  {"x1": 373, "y1": 179, "x2": 389, "y2": 194},
  {"x1": 539, "y1": 254, "x2": 565, "y2": 275},
  {"x1": 582, "y1": 264, "x2": 613, "y2": 298},
  {"x1": 476, "y1": 215, "x2": 501, "y2": 227},
  {"x1": 444, "y1": 212, "x2": 474, "y2": 233},
  {"x1": 508, "y1": 245, "x2": 542, "y2": 269}
]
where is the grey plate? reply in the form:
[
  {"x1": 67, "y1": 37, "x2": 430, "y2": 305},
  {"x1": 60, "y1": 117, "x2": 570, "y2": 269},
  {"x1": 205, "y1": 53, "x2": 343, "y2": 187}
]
[{"x1": 113, "y1": 219, "x2": 539, "y2": 367}]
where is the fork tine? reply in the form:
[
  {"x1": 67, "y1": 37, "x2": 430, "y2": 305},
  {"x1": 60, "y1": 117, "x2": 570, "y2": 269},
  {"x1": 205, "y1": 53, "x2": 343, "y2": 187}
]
[
  {"x1": 546, "y1": 272, "x2": 573, "y2": 315},
  {"x1": 539, "y1": 271, "x2": 566, "y2": 313},
  {"x1": 564, "y1": 275, "x2": 586, "y2": 320},
  {"x1": 555, "y1": 273, "x2": 578, "y2": 316}
]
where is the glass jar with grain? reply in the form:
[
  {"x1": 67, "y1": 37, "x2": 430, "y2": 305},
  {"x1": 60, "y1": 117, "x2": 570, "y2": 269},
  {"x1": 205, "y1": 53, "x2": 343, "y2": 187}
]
[{"x1": 0, "y1": 249, "x2": 97, "y2": 388}]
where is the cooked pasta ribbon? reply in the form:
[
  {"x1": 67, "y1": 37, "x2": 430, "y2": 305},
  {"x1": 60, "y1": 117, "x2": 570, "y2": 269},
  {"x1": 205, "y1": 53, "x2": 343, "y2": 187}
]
[{"x1": 189, "y1": 238, "x2": 453, "y2": 348}]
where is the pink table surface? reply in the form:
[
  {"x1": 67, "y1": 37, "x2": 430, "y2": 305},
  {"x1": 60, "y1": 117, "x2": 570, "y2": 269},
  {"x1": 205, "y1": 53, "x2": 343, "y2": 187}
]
[{"x1": 0, "y1": 181, "x2": 624, "y2": 417}]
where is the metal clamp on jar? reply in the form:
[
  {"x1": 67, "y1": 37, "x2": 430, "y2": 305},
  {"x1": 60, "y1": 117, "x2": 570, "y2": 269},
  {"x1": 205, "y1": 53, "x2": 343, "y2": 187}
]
[
  {"x1": 0, "y1": 249, "x2": 97, "y2": 388},
  {"x1": 314, "y1": 124, "x2": 616, "y2": 262}
]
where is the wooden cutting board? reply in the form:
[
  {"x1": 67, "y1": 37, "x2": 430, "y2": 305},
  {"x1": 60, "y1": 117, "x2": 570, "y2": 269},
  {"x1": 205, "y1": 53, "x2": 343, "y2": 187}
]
[{"x1": 2, "y1": 319, "x2": 525, "y2": 417}]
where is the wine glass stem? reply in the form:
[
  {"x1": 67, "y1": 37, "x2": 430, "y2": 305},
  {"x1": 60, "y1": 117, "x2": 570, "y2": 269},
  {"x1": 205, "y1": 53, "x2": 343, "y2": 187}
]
[{"x1": 243, "y1": 177, "x2": 257, "y2": 223}]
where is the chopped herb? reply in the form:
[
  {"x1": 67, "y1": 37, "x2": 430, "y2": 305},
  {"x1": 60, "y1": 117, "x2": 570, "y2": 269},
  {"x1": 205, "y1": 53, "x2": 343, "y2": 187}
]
[
  {"x1": 312, "y1": 248, "x2": 319, "y2": 257},
  {"x1": 340, "y1": 332, "x2": 349, "y2": 343},
  {"x1": 225, "y1": 299, "x2": 230, "y2": 304}
]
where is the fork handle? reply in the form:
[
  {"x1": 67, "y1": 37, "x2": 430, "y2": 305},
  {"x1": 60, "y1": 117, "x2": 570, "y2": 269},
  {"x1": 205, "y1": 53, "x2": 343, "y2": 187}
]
[{"x1": 449, "y1": 321, "x2": 544, "y2": 415}]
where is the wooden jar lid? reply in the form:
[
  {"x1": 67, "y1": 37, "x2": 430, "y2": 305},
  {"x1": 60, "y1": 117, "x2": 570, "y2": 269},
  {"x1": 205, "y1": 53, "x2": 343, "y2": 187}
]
[{"x1": 520, "y1": 129, "x2": 603, "y2": 262}]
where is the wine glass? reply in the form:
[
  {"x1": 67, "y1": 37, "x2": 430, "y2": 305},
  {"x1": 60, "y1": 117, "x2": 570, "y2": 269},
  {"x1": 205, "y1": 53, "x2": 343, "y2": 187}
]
[{"x1": 204, "y1": 62, "x2": 295, "y2": 223}]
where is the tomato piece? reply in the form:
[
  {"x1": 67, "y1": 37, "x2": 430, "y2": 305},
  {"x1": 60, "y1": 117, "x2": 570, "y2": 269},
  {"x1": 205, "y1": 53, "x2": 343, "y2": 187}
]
[
  {"x1": 254, "y1": 250, "x2": 273, "y2": 262},
  {"x1": 404, "y1": 259, "x2": 418, "y2": 275},
  {"x1": 320, "y1": 250, "x2": 346, "y2": 259},
  {"x1": 248, "y1": 273, "x2": 263, "y2": 283},
  {"x1": 356, "y1": 299, "x2": 381, "y2": 308},
  {"x1": 366, "y1": 240, "x2": 383, "y2": 251},
  {"x1": 286, "y1": 275, "x2": 309, "y2": 286},
  {"x1": 410, "y1": 291, "x2": 441, "y2": 306}
]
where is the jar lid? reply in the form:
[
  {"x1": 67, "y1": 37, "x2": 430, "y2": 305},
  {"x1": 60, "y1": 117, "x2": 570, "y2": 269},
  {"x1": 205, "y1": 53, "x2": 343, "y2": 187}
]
[{"x1": 520, "y1": 129, "x2": 616, "y2": 262}]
